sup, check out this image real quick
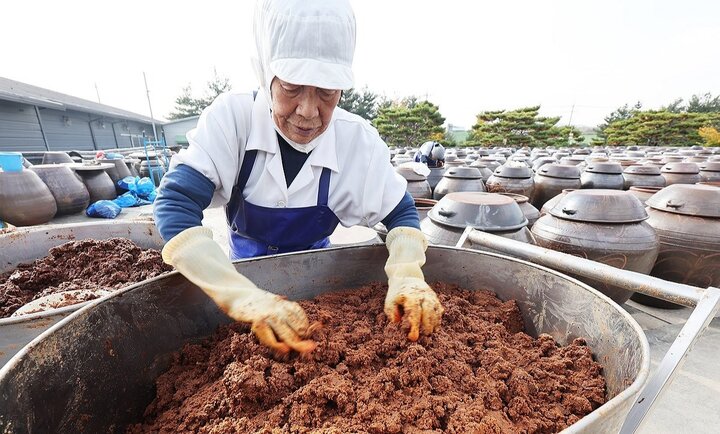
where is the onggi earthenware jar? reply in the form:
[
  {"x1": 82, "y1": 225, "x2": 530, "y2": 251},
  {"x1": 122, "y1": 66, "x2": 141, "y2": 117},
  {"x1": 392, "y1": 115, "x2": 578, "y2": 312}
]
[
  {"x1": 41, "y1": 151, "x2": 73, "y2": 165},
  {"x1": 468, "y1": 161, "x2": 494, "y2": 181},
  {"x1": 623, "y1": 165, "x2": 666, "y2": 189},
  {"x1": 29, "y1": 165, "x2": 90, "y2": 215},
  {"x1": 580, "y1": 162, "x2": 624, "y2": 190},
  {"x1": 426, "y1": 167, "x2": 446, "y2": 191},
  {"x1": 433, "y1": 167, "x2": 486, "y2": 200},
  {"x1": 699, "y1": 162, "x2": 720, "y2": 183},
  {"x1": 500, "y1": 193, "x2": 540, "y2": 227},
  {"x1": 661, "y1": 162, "x2": 701, "y2": 186},
  {"x1": 628, "y1": 186, "x2": 663, "y2": 205},
  {"x1": 98, "y1": 159, "x2": 134, "y2": 193},
  {"x1": 421, "y1": 192, "x2": 534, "y2": 246},
  {"x1": 633, "y1": 184, "x2": 720, "y2": 308},
  {"x1": 532, "y1": 164, "x2": 582, "y2": 210},
  {"x1": 0, "y1": 168, "x2": 57, "y2": 226},
  {"x1": 531, "y1": 190, "x2": 659, "y2": 304},
  {"x1": 395, "y1": 164, "x2": 432, "y2": 199},
  {"x1": 67, "y1": 163, "x2": 118, "y2": 203},
  {"x1": 485, "y1": 164, "x2": 534, "y2": 198}
]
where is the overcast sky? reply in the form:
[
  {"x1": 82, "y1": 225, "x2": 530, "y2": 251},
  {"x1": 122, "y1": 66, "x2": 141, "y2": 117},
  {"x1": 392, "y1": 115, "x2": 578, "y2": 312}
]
[{"x1": 2, "y1": 0, "x2": 718, "y2": 128}]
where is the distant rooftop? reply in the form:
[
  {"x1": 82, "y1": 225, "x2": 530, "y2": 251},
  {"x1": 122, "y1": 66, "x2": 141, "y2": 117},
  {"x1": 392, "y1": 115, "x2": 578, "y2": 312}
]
[{"x1": 0, "y1": 76, "x2": 159, "y2": 124}]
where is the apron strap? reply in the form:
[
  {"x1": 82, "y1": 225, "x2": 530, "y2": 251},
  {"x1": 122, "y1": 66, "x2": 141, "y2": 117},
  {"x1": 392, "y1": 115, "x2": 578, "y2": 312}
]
[{"x1": 317, "y1": 167, "x2": 332, "y2": 206}]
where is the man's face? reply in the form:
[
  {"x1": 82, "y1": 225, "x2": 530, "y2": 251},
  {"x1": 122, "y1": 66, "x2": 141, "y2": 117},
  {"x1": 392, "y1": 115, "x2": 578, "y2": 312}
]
[{"x1": 270, "y1": 78, "x2": 341, "y2": 144}]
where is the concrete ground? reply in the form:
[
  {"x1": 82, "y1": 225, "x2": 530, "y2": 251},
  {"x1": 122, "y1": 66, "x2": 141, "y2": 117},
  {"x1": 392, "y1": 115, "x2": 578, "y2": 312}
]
[{"x1": 6, "y1": 204, "x2": 720, "y2": 433}]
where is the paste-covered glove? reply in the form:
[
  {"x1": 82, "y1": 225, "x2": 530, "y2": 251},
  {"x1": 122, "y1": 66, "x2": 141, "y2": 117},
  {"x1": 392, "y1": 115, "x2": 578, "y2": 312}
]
[
  {"x1": 384, "y1": 227, "x2": 444, "y2": 341},
  {"x1": 162, "y1": 226, "x2": 316, "y2": 354}
]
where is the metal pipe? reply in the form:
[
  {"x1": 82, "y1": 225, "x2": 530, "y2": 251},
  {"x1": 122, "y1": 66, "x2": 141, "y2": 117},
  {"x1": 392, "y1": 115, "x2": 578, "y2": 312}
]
[
  {"x1": 33, "y1": 106, "x2": 49, "y2": 151},
  {"x1": 465, "y1": 229, "x2": 704, "y2": 307}
]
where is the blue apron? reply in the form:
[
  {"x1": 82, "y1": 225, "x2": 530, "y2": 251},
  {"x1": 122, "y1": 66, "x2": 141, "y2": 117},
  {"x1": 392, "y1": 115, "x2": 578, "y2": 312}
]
[{"x1": 225, "y1": 149, "x2": 341, "y2": 259}]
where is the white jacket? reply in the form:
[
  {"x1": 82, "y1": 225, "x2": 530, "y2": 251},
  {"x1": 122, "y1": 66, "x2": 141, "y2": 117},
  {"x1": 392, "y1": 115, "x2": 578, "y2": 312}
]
[{"x1": 170, "y1": 89, "x2": 407, "y2": 228}]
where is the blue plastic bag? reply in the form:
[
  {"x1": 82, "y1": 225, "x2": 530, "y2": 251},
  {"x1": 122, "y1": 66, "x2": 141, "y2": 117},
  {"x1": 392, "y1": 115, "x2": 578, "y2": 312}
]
[
  {"x1": 136, "y1": 177, "x2": 155, "y2": 196},
  {"x1": 112, "y1": 191, "x2": 151, "y2": 208},
  {"x1": 117, "y1": 176, "x2": 157, "y2": 203},
  {"x1": 86, "y1": 200, "x2": 122, "y2": 219}
]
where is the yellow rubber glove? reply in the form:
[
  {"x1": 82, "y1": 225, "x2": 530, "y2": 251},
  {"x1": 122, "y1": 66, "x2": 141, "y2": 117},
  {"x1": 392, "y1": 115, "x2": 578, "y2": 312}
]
[
  {"x1": 384, "y1": 227, "x2": 444, "y2": 341},
  {"x1": 162, "y1": 226, "x2": 316, "y2": 354}
]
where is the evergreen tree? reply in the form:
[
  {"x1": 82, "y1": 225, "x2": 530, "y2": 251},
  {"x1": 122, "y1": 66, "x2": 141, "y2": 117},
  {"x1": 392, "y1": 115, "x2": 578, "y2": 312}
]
[
  {"x1": 604, "y1": 111, "x2": 720, "y2": 146},
  {"x1": 373, "y1": 100, "x2": 446, "y2": 147},
  {"x1": 338, "y1": 87, "x2": 380, "y2": 121},
  {"x1": 167, "y1": 69, "x2": 232, "y2": 120},
  {"x1": 465, "y1": 106, "x2": 581, "y2": 147}
]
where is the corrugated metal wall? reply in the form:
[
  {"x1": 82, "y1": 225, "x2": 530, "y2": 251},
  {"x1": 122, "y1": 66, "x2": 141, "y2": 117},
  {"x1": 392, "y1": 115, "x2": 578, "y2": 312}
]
[
  {"x1": 39, "y1": 108, "x2": 96, "y2": 151},
  {"x1": 0, "y1": 100, "x2": 160, "y2": 152},
  {"x1": 163, "y1": 118, "x2": 198, "y2": 146},
  {"x1": 0, "y1": 101, "x2": 46, "y2": 151}
]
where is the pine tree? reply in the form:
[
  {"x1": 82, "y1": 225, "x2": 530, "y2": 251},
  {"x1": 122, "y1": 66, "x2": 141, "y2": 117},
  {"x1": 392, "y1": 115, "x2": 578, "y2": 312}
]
[
  {"x1": 167, "y1": 69, "x2": 232, "y2": 120},
  {"x1": 465, "y1": 106, "x2": 582, "y2": 147},
  {"x1": 372, "y1": 100, "x2": 446, "y2": 147}
]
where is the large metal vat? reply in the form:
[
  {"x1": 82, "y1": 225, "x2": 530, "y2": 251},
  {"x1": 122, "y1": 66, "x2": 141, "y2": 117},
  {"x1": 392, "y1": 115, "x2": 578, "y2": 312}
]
[
  {"x1": 0, "y1": 245, "x2": 648, "y2": 433},
  {"x1": 0, "y1": 221, "x2": 165, "y2": 367}
]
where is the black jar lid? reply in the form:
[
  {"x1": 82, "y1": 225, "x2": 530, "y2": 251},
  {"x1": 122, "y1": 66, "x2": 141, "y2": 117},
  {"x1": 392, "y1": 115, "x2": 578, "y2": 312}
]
[
  {"x1": 548, "y1": 189, "x2": 648, "y2": 223},
  {"x1": 646, "y1": 184, "x2": 720, "y2": 218}
]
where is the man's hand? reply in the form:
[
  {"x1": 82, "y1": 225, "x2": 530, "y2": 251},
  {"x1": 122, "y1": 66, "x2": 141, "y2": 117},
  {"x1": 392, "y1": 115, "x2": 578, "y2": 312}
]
[
  {"x1": 384, "y1": 277, "x2": 443, "y2": 341},
  {"x1": 162, "y1": 226, "x2": 317, "y2": 354},
  {"x1": 384, "y1": 227, "x2": 444, "y2": 340}
]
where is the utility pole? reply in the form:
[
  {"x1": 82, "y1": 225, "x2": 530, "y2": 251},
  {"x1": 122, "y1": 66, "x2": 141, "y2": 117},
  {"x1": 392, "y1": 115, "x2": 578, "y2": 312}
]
[
  {"x1": 143, "y1": 72, "x2": 159, "y2": 140},
  {"x1": 567, "y1": 103, "x2": 575, "y2": 126},
  {"x1": 94, "y1": 83, "x2": 101, "y2": 104}
]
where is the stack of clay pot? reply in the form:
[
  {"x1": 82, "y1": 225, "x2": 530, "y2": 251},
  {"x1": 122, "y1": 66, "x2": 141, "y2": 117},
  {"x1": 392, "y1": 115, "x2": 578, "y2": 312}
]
[
  {"x1": 531, "y1": 189, "x2": 659, "y2": 304},
  {"x1": 29, "y1": 165, "x2": 90, "y2": 215},
  {"x1": 0, "y1": 153, "x2": 57, "y2": 226},
  {"x1": 421, "y1": 192, "x2": 534, "y2": 246},
  {"x1": 632, "y1": 184, "x2": 720, "y2": 308},
  {"x1": 532, "y1": 164, "x2": 582, "y2": 209},
  {"x1": 581, "y1": 162, "x2": 624, "y2": 190},
  {"x1": 485, "y1": 163, "x2": 534, "y2": 198},
  {"x1": 433, "y1": 167, "x2": 486, "y2": 200}
]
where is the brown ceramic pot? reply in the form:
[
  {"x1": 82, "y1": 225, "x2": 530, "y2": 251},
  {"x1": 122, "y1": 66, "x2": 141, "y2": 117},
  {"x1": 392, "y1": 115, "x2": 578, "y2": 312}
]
[
  {"x1": 67, "y1": 164, "x2": 118, "y2": 203},
  {"x1": 396, "y1": 165, "x2": 432, "y2": 199},
  {"x1": 421, "y1": 192, "x2": 533, "y2": 246},
  {"x1": 532, "y1": 164, "x2": 582, "y2": 210},
  {"x1": 41, "y1": 152, "x2": 73, "y2": 165},
  {"x1": 426, "y1": 167, "x2": 446, "y2": 190},
  {"x1": 29, "y1": 165, "x2": 90, "y2": 215},
  {"x1": 581, "y1": 162, "x2": 624, "y2": 190},
  {"x1": 699, "y1": 162, "x2": 720, "y2": 182},
  {"x1": 623, "y1": 165, "x2": 666, "y2": 189},
  {"x1": 634, "y1": 184, "x2": 720, "y2": 308},
  {"x1": 531, "y1": 190, "x2": 659, "y2": 304},
  {"x1": 485, "y1": 165, "x2": 535, "y2": 198},
  {"x1": 500, "y1": 193, "x2": 540, "y2": 227},
  {"x1": 373, "y1": 198, "x2": 437, "y2": 241},
  {"x1": 628, "y1": 186, "x2": 663, "y2": 205},
  {"x1": 0, "y1": 169, "x2": 57, "y2": 226},
  {"x1": 98, "y1": 159, "x2": 133, "y2": 193},
  {"x1": 661, "y1": 162, "x2": 701, "y2": 186},
  {"x1": 433, "y1": 167, "x2": 486, "y2": 200}
]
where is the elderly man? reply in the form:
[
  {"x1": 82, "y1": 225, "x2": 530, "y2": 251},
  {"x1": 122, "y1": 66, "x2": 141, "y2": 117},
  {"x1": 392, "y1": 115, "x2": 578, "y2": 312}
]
[{"x1": 154, "y1": 0, "x2": 443, "y2": 354}]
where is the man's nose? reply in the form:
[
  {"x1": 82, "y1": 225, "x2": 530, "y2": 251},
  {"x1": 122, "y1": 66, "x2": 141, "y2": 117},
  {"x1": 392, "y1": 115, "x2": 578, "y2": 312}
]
[{"x1": 296, "y1": 91, "x2": 320, "y2": 119}]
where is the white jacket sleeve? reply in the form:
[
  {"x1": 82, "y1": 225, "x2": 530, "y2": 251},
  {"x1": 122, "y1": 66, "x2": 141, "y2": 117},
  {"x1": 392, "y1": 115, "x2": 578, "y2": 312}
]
[{"x1": 169, "y1": 92, "x2": 254, "y2": 205}]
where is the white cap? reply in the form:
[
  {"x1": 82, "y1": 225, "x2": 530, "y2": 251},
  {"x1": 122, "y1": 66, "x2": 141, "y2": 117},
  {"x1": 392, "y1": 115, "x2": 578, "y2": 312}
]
[{"x1": 253, "y1": 0, "x2": 356, "y2": 96}]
